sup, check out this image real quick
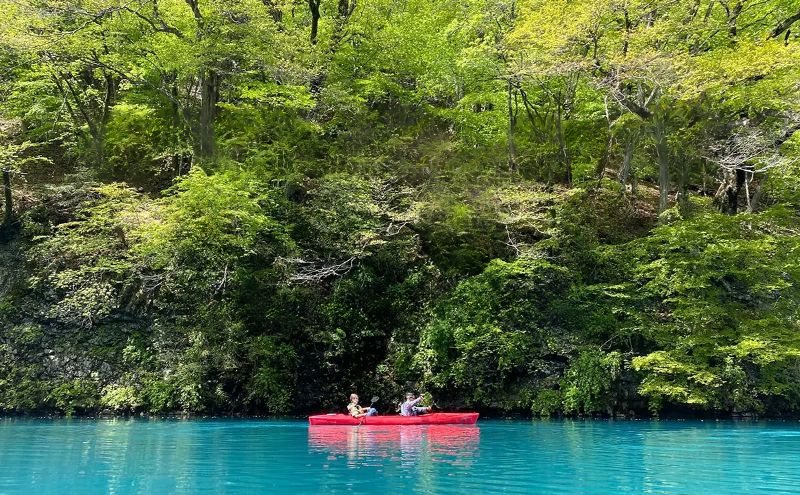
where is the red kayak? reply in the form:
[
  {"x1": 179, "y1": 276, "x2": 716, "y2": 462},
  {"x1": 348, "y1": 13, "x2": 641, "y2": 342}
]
[{"x1": 308, "y1": 412, "x2": 479, "y2": 426}]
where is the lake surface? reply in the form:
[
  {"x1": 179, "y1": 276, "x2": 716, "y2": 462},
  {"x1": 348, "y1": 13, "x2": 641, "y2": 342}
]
[{"x1": 1, "y1": 418, "x2": 799, "y2": 494}]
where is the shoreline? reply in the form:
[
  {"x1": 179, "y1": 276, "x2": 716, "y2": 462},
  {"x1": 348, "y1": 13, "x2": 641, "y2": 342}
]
[{"x1": 3, "y1": 412, "x2": 799, "y2": 422}]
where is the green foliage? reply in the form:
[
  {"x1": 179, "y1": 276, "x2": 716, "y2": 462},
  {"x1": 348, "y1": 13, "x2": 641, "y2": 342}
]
[
  {"x1": 0, "y1": 325, "x2": 49, "y2": 412},
  {"x1": 617, "y1": 207, "x2": 800, "y2": 413},
  {"x1": 100, "y1": 384, "x2": 143, "y2": 412},
  {"x1": 48, "y1": 379, "x2": 101, "y2": 416},
  {"x1": 135, "y1": 168, "x2": 292, "y2": 280},
  {"x1": 28, "y1": 183, "x2": 143, "y2": 328},
  {"x1": 562, "y1": 349, "x2": 622, "y2": 415},
  {"x1": 531, "y1": 389, "x2": 563, "y2": 417},
  {"x1": 417, "y1": 257, "x2": 575, "y2": 410},
  {"x1": 103, "y1": 102, "x2": 184, "y2": 187},
  {"x1": 1, "y1": 0, "x2": 799, "y2": 418},
  {"x1": 244, "y1": 336, "x2": 297, "y2": 414}
]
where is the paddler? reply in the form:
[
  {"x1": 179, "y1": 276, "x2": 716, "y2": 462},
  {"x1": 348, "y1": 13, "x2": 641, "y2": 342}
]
[
  {"x1": 399, "y1": 392, "x2": 432, "y2": 416},
  {"x1": 347, "y1": 393, "x2": 378, "y2": 418}
]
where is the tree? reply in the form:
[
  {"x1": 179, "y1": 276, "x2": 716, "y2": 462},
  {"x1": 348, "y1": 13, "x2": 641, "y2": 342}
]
[
  {"x1": 1, "y1": 167, "x2": 11, "y2": 230},
  {"x1": 2, "y1": 0, "x2": 800, "y2": 418},
  {"x1": 0, "y1": 136, "x2": 49, "y2": 236}
]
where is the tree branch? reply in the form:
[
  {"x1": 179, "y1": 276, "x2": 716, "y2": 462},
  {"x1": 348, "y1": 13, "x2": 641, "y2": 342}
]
[
  {"x1": 769, "y1": 9, "x2": 800, "y2": 39},
  {"x1": 121, "y1": 3, "x2": 185, "y2": 38}
]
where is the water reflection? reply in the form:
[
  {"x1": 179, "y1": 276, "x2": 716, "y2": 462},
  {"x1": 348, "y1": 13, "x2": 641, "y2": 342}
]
[
  {"x1": 3, "y1": 419, "x2": 800, "y2": 494},
  {"x1": 308, "y1": 425, "x2": 480, "y2": 467}
]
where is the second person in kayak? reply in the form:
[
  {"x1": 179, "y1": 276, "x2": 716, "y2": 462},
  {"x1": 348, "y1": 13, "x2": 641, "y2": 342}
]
[{"x1": 400, "y1": 392, "x2": 432, "y2": 416}]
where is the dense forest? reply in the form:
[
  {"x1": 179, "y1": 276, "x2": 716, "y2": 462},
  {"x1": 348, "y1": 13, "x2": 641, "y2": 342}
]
[{"x1": 0, "y1": 0, "x2": 799, "y2": 417}]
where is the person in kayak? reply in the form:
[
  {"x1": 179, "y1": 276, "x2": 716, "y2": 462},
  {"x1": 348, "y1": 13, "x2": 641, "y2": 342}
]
[
  {"x1": 347, "y1": 393, "x2": 377, "y2": 418},
  {"x1": 400, "y1": 392, "x2": 432, "y2": 416}
]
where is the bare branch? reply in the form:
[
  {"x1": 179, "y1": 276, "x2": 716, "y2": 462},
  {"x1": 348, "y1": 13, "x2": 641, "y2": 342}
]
[
  {"x1": 277, "y1": 255, "x2": 358, "y2": 283},
  {"x1": 704, "y1": 120, "x2": 799, "y2": 175}
]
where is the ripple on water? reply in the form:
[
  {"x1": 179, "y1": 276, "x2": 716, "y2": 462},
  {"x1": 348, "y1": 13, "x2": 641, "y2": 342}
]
[{"x1": 1, "y1": 419, "x2": 800, "y2": 494}]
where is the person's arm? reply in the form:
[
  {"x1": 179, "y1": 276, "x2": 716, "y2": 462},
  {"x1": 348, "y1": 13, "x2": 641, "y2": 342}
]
[
  {"x1": 411, "y1": 396, "x2": 423, "y2": 406},
  {"x1": 354, "y1": 405, "x2": 371, "y2": 417}
]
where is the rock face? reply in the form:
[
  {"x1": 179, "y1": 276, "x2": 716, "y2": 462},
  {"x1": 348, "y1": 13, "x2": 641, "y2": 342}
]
[
  {"x1": 0, "y1": 240, "x2": 126, "y2": 414},
  {"x1": 0, "y1": 241, "x2": 22, "y2": 299}
]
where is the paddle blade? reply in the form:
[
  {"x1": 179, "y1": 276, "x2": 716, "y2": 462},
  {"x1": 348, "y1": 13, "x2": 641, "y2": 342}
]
[{"x1": 370, "y1": 396, "x2": 379, "y2": 404}]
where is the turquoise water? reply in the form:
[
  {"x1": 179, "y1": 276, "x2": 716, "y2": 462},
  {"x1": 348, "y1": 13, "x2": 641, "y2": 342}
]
[{"x1": 1, "y1": 419, "x2": 799, "y2": 494}]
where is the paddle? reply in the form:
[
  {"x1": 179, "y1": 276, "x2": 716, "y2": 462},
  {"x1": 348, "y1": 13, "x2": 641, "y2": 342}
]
[
  {"x1": 418, "y1": 392, "x2": 436, "y2": 411},
  {"x1": 357, "y1": 396, "x2": 380, "y2": 427}
]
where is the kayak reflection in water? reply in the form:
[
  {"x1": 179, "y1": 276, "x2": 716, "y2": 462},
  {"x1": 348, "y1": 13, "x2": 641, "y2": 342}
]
[
  {"x1": 308, "y1": 425, "x2": 480, "y2": 466},
  {"x1": 400, "y1": 392, "x2": 432, "y2": 416},
  {"x1": 347, "y1": 393, "x2": 378, "y2": 418}
]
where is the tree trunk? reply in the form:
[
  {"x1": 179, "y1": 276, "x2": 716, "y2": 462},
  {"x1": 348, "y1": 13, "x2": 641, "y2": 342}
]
[
  {"x1": 748, "y1": 175, "x2": 764, "y2": 213},
  {"x1": 595, "y1": 132, "x2": 612, "y2": 179},
  {"x1": 769, "y1": 9, "x2": 800, "y2": 39},
  {"x1": 2, "y1": 169, "x2": 12, "y2": 228},
  {"x1": 309, "y1": 0, "x2": 321, "y2": 44},
  {"x1": 184, "y1": 0, "x2": 218, "y2": 161},
  {"x1": 167, "y1": 72, "x2": 185, "y2": 176},
  {"x1": 52, "y1": 72, "x2": 117, "y2": 167},
  {"x1": 678, "y1": 161, "x2": 690, "y2": 213},
  {"x1": 338, "y1": 0, "x2": 354, "y2": 18},
  {"x1": 263, "y1": 0, "x2": 283, "y2": 22},
  {"x1": 619, "y1": 134, "x2": 635, "y2": 190},
  {"x1": 96, "y1": 72, "x2": 118, "y2": 166},
  {"x1": 714, "y1": 168, "x2": 746, "y2": 214},
  {"x1": 652, "y1": 117, "x2": 670, "y2": 214},
  {"x1": 199, "y1": 69, "x2": 219, "y2": 159},
  {"x1": 507, "y1": 80, "x2": 517, "y2": 173},
  {"x1": 728, "y1": 169, "x2": 746, "y2": 214},
  {"x1": 727, "y1": 0, "x2": 743, "y2": 36},
  {"x1": 555, "y1": 95, "x2": 571, "y2": 186}
]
